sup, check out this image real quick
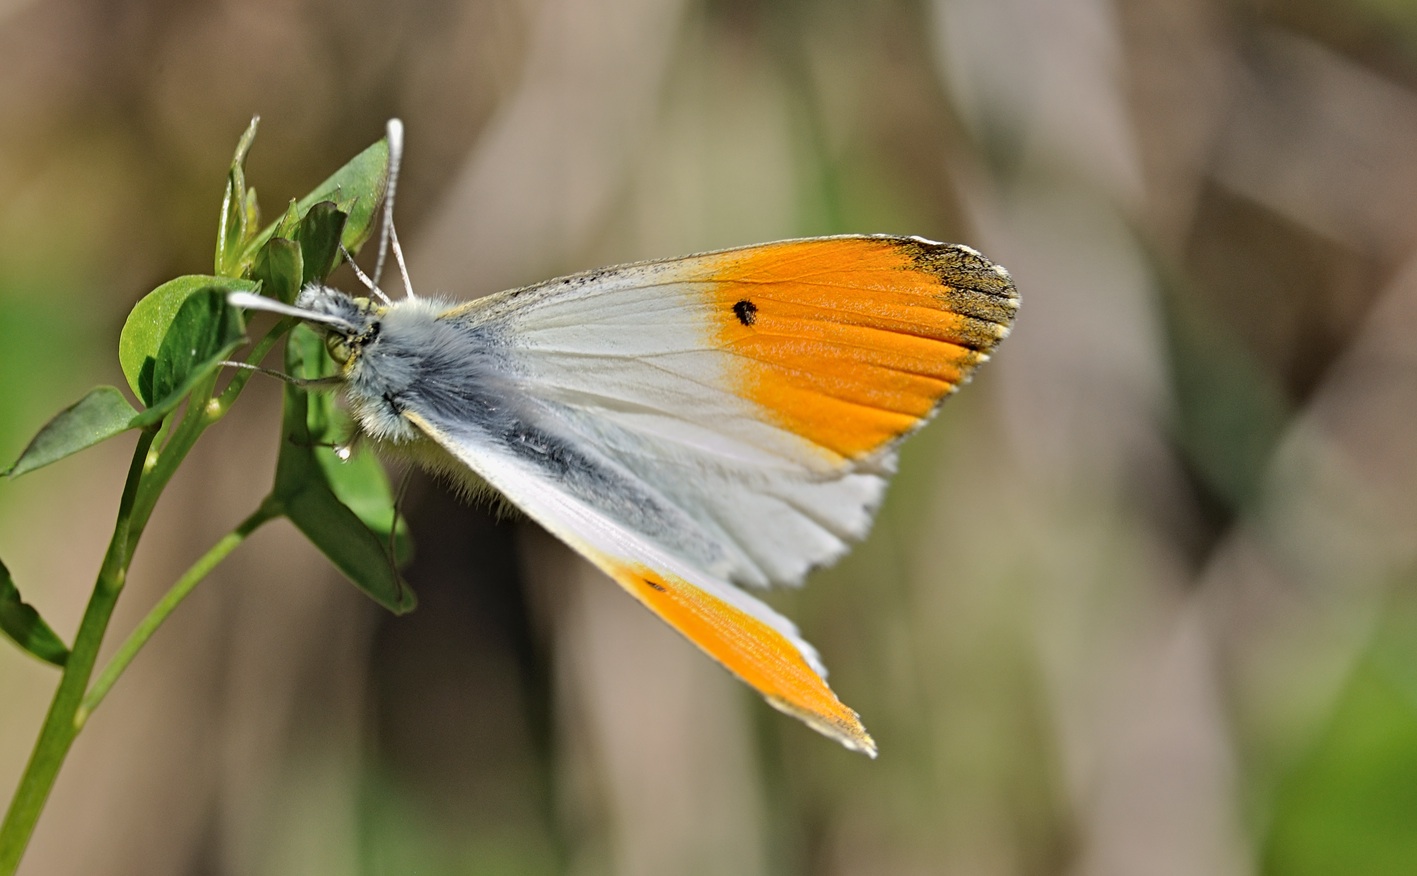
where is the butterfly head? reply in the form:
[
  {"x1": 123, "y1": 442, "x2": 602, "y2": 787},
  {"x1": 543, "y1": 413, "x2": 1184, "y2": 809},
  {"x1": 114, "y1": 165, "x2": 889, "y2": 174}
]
[{"x1": 293, "y1": 285, "x2": 385, "y2": 369}]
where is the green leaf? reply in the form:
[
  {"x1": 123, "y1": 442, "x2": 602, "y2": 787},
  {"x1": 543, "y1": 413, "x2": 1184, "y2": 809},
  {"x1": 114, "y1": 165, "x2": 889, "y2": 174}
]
[
  {"x1": 243, "y1": 187, "x2": 260, "y2": 239},
  {"x1": 119, "y1": 275, "x2": 256, "y2": 403},
  {"x1": 288, "y1": 326, "x2": 413, "y2": 561},
  {"x1": 148, "y1": 288, "x2": 244, "y2": 403},
  {"x1": 295, "y1": 202, "x2": 349, "y2": 284},
  {"x1": 0, "y1": 557, "x2": 69, "y2": 667},
  {"x1": 237, "y1": 132, "x2": 392, "y2": 271},
  {"x1": 271, "y1": 328, "x2": 415, "y2": 614},
  {"x1": 244, "y1": 203, "x2": 348, "y2": 305},
  {"x1": 274, "y1": 198, "x2": 302, "y2": 241},
  {"x1": 216, "y1": 116, "x2": 261, "y2": 277},
  {"x1": 250, "y1": 237, "x2": 303, "y2": 304},
  {"x1": 285, "y1": 480, "x2": 416, "y2": 615},
  {"x1": 318, "y1": 450, "x2": 413, "y2": 564},
  {"x1": 4, "y1": 386, "x2": 139, "y2": 478},
  {"x1": 142, "y1": 287, "x2": 246, "y2": 416},
  {"x1": 289, "y1": 321, "x2": 332, "y2": 374}
]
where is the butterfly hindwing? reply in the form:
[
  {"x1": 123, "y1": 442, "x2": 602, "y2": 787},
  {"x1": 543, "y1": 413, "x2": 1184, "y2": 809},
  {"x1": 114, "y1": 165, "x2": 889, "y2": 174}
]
[{"x1": 402, "y1": 409, "x2": 877, "y2": 755}]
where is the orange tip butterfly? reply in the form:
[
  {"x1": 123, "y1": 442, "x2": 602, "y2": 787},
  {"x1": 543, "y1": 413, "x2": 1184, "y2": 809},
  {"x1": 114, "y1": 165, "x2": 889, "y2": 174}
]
[{"x1": 231, "y1": 120, "x2": 1019, "y2": 757}]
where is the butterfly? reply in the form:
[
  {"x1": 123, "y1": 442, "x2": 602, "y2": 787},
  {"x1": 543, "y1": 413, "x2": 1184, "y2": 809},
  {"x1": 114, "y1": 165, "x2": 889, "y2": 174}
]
[{"x1": 232, "y1": 127, "x2": 1018, "y2": 757}]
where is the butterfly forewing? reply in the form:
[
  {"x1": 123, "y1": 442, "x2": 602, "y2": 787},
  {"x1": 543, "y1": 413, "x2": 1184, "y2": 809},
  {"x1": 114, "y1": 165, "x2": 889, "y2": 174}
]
[{"x1": 445, "y1": 236, "x2": 1018, "y2": 588}]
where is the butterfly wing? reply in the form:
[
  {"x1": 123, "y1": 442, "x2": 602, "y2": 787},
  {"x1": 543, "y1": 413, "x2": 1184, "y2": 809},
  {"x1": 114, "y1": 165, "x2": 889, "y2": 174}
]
[
  {"x1": 404, "y1": 407, "x2": 878, "y2": 754},
  {"x1": 439, "y1": 235, "x2": 1018, "y2": 588},
  {"x1": 394, "y1": 236, "x2": 1015, "y2": 752}
]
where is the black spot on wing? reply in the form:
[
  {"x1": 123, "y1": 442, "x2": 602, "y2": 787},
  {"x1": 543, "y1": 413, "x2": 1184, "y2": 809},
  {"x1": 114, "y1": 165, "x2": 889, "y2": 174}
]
[{"x1": 733, "y1": 299, "x2": 758, "y2": 326}]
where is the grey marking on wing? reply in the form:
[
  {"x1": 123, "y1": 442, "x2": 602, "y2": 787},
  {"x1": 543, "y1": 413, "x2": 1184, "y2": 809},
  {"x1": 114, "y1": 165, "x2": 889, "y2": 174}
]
[{"x1": 346, "y1": 301, "x2": 728, "y2": 572}]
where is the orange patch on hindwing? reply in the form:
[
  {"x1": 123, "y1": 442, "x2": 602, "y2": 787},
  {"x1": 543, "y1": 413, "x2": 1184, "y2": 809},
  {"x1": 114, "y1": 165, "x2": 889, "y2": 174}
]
[
  {"x1": 604, "y1": 560, "x2": 876, "y2": 755},
  {"x1": 708, "y1": 238, "x2": 1018, "y2": 459}
]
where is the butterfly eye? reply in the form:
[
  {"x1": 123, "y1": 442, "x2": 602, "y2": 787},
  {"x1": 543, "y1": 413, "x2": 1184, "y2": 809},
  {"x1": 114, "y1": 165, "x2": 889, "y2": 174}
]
[{"x1": 326, "y1": 335, "x2": 353, "y2": 364}]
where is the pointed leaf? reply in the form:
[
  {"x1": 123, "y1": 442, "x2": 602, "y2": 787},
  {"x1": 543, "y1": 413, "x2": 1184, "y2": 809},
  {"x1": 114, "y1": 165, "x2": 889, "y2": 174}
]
[
  {"x1": 148, "y1": 288, "x2": 244, "y2": 402},
  {"x1": 243, "y1": 187, "x2": 260, "y2": 239},
  {"x1": 285, "y1": 480, "x2": 416, "y2": 615},
  {"x1": 5, "y1": 386, "x2": 139, "y2": 478},
  {"x1": 288, "y1": 327, "x2": 412, "y2": 561},
  {"x1": 120, "y1": 275, "x2": 257, "y2": 403},
  {"x1": 273, "y1": 327, "x2": 414, "y2": 612},
  {"x1": 216, "y1": 116, "x2": 261, "y2": 276},
  {"x1": 251, "y1": 237, "x2": 303, "y2": 304},
  {"x1": 318, "y1": 450, "x2": 413, "y2": 565},
  {"x1": 295, "y1": 202, "x2": 349, "y2": 284},
  {"x1": 237, "y1": 133, "x2": 392, "y2": 270},
  {"x1": 272, "y1": 327, "x2": 334, "y2": 499},
  {"x1": 275, "y1": 199, "x2": 302, "y2": 241},
  {"x1": 129, "y1": 288, "x2": 247, "y2": 427},
  {"x1": 0, "y1": 558, "x2": 69, "y2": 667},
  {"x1": 289, "y1": 322, "x2": 334, "y2": 381}
]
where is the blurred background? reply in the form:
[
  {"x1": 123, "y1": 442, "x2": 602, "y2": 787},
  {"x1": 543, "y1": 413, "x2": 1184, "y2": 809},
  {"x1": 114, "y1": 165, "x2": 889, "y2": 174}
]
[{"x1": 4, "y1": 0, "x2": 1417, "y2": 873}]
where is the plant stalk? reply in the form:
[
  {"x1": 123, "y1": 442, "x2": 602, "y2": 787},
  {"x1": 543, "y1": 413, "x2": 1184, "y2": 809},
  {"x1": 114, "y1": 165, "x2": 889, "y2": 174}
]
[
  {"x1": 81, "y1": 501, "x2": 279, "y2": 718},
  {"x1": 0, "y1": 427, "x2": 157, "y2": 875},
  {"x1": 0, "y1": 321, "x2": 295, "y2": 874}
]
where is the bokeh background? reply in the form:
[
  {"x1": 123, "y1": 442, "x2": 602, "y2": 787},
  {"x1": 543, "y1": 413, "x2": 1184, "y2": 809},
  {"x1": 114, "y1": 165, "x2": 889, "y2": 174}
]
[{"x1": 4, "y1": 0, "x2": 1417, "y2": 873}]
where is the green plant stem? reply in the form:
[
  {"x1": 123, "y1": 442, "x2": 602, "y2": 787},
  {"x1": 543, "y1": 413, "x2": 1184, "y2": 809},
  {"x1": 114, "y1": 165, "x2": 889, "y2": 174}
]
[
  {"x1": 81, "y1": 501, "x2": 279, "y2": 718},
  {"x1": 0, "y1": 322, "x2": 298, "y2": 874},
  {"x1": 118, "y1": 320, "x2": 288, "y2": 551},
  {"x1": 219, "y1": 318, "x2": 293, "y2": 408},
  {"x1": 124, "y1": 374, "x2": 221, "y2": 553},
  {"x1": 0, "y1": 428, "x2": 158, "y2": 876}
]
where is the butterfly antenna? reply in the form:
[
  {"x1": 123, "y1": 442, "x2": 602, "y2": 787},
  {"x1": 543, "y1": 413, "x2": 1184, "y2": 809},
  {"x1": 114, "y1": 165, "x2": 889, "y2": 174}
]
[
  {"x1": 341, "y1": 245, "x2": 392, "y2": 305},
  {"x1": 372, "y1": 119, "x2": 404, "y2": 290},
  {"x1": 388, "y1": 218, "x2": 416, "y2": 299}
]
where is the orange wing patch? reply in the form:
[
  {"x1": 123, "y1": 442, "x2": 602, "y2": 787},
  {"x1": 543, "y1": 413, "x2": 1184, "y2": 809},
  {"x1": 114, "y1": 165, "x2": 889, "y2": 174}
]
[
  {"x1": 602, "y1": 559, "x2": 877, "y2": 756},
  {"x1": 708, "y1": 237, "x2": 1018, "y2": 460}
]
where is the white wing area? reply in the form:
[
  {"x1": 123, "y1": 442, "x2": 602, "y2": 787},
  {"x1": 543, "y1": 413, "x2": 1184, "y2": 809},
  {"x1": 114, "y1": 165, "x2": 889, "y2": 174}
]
[
  {"x1": 405, "y1": 411, "x2": 826, "y2": 677},
  {"x1": 445, "y1": 269, "x2": 894, "y2": 588}
]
